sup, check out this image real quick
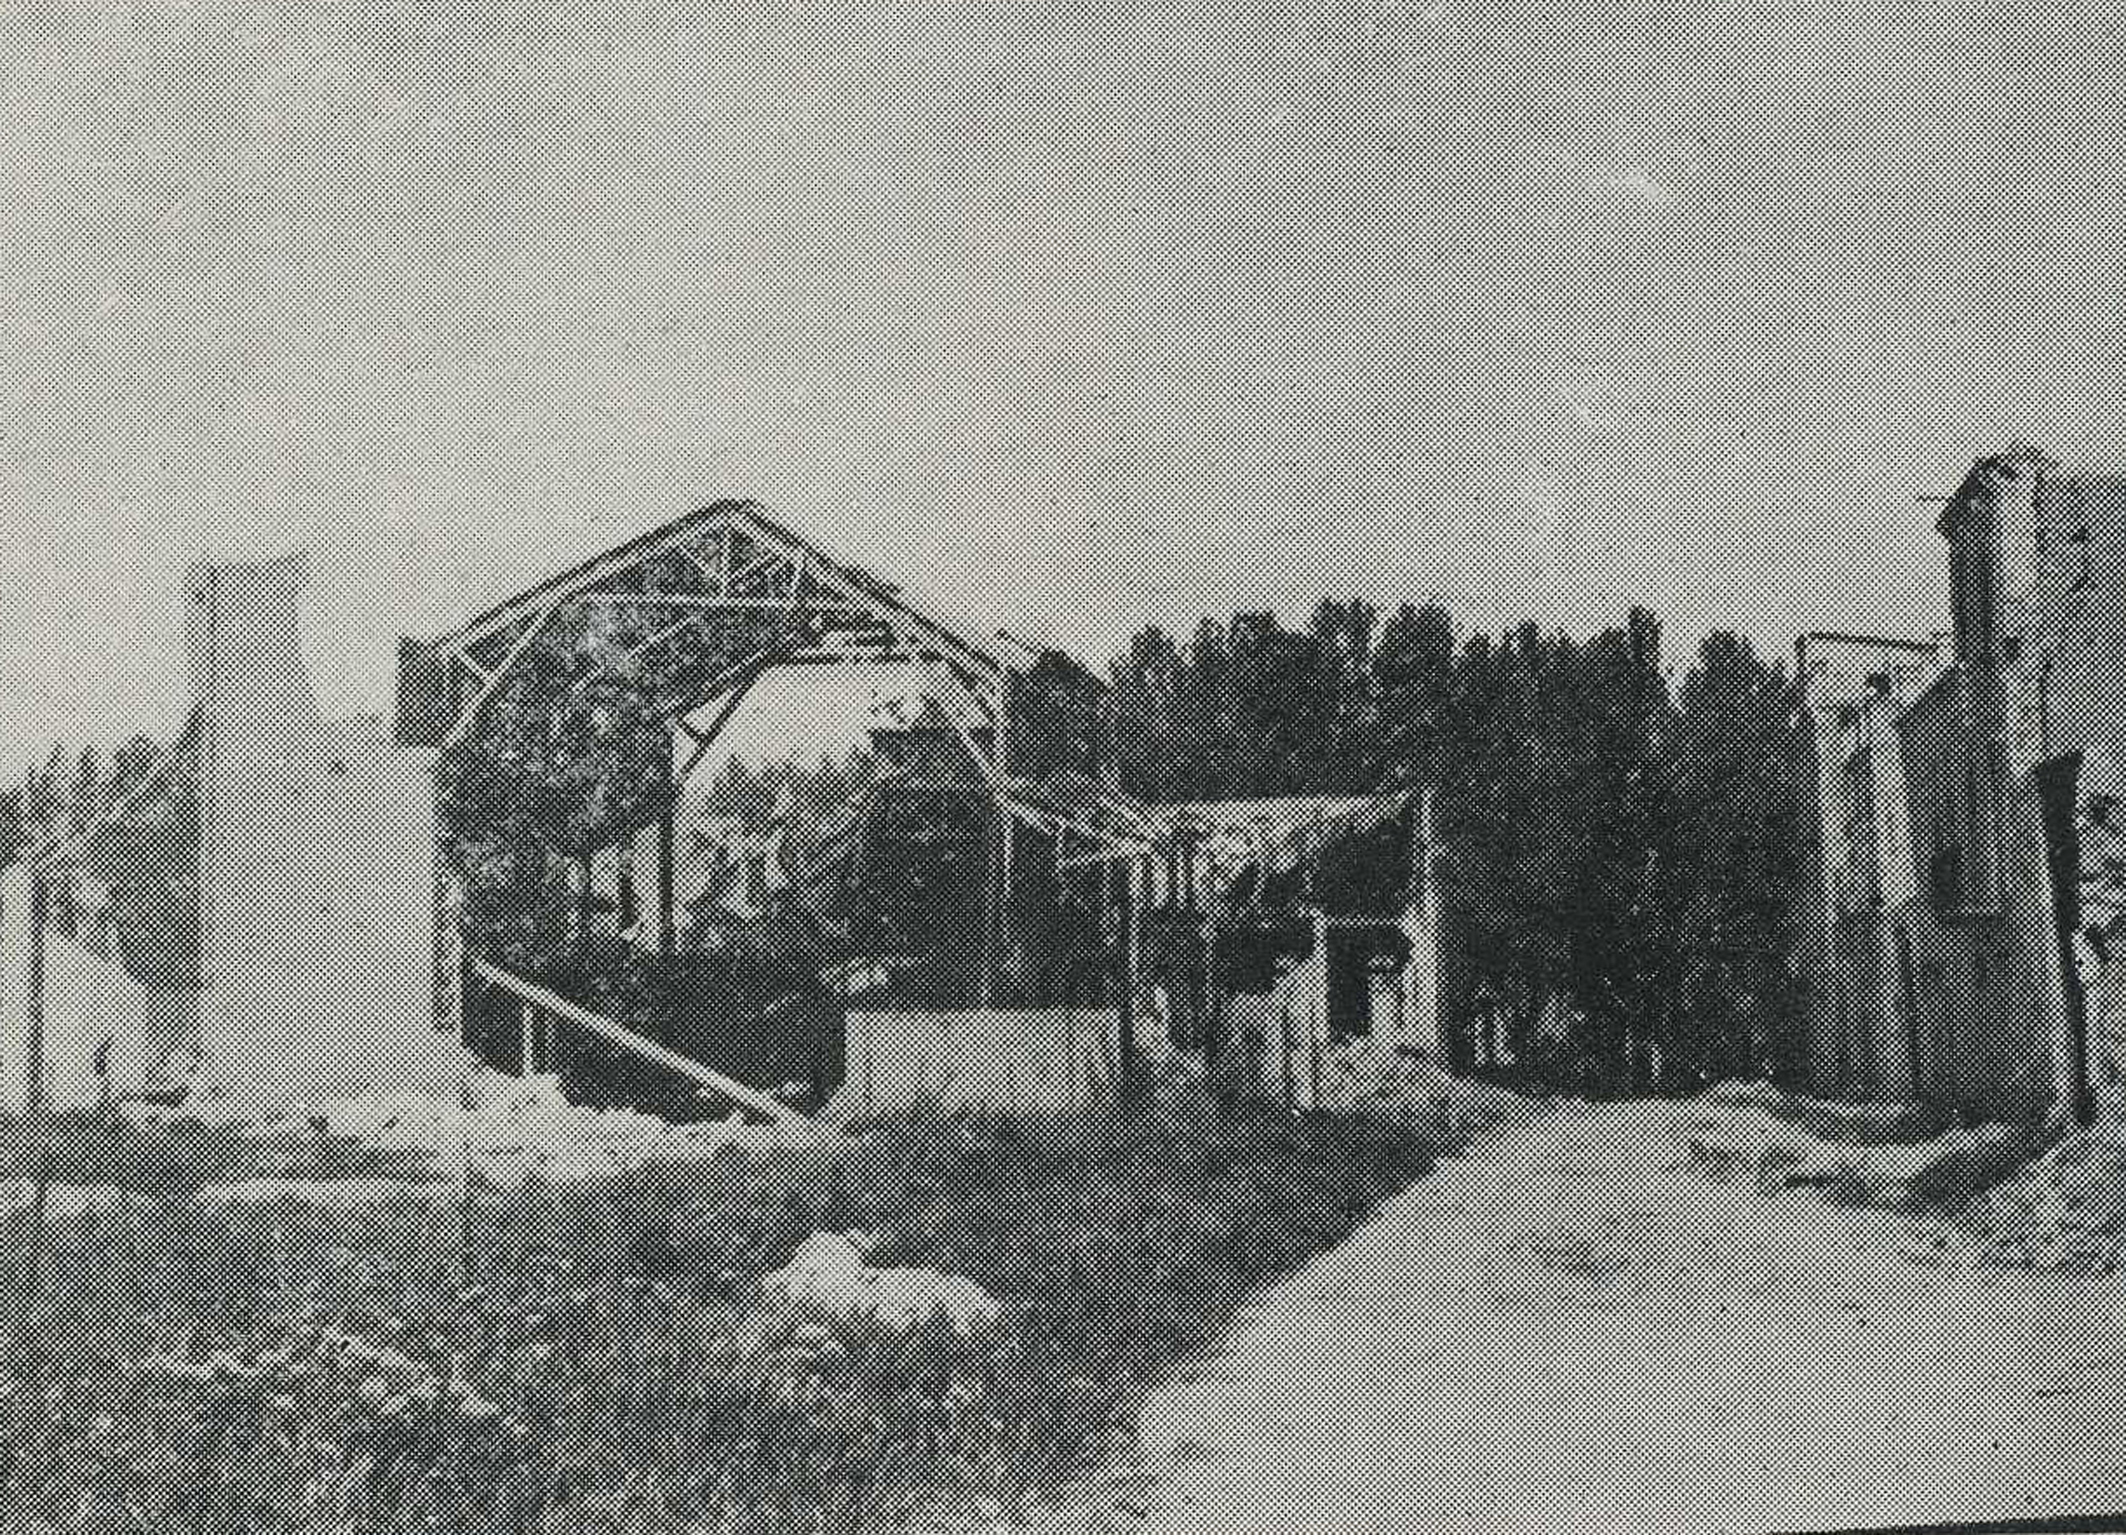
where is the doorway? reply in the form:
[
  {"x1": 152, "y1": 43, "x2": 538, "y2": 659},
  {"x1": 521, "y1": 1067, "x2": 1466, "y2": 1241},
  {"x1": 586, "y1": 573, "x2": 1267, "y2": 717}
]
[
  {"x1": 2035, "y1": 753, "x2": 2093, "y2": 1125},
  {"x1": 1893, "y1": 920, "x2": 1923, "y2": 1099}
]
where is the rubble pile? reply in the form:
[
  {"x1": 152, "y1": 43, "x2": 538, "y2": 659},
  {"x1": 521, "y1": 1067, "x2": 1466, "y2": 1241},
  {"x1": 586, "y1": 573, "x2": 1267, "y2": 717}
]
[
  {"x1": 1678, "y1": 1089, "x2": 2035, "y2": 1214},
  {"x1": 1966, "y1": 1127, "x2": 2126, "y2": 1273},
  {"x1": 200, "y1": 1068, "x2": 813, "y2": 1193},
  {"x1": 763, "y1": 1230, "x2": 1001, "y2": 1335},
  {"x1": 1322, "y1": 1037, "x2": 1541, "y2": 1133},
  {"x1": 1700, "y1": 1078, "x2": 1951, "y2": 1146}
]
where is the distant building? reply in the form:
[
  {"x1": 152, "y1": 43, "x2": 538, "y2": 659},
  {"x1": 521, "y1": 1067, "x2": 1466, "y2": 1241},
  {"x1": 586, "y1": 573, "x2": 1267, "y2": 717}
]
[{"x1": 1796, "y1": 446, "x2": 2126, "y2": 1123}]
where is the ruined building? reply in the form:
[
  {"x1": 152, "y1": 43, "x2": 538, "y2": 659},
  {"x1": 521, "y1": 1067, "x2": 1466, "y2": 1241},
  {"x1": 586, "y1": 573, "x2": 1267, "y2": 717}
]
[{"x1": 1796, "y1": 447, "x2": 2126, "y2": 1123}]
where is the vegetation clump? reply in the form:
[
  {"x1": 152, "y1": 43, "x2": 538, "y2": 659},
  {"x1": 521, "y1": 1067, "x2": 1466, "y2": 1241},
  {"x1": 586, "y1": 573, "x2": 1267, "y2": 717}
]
[{"x1": 0, "y1": 1081, "x2": 1441, "y2": 1533}]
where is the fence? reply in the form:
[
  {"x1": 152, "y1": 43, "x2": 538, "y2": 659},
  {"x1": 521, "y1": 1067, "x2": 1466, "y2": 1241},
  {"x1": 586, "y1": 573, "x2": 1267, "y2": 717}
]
[{"x1": 832, "y1": 1006, "x2": 1121, "y2": 1120}]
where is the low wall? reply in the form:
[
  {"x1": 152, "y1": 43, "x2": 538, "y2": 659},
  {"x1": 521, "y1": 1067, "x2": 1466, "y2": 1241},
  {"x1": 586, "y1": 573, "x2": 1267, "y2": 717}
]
[{"x1": 834, "y1": 1008, "x2": 1119, "y2": 1120}]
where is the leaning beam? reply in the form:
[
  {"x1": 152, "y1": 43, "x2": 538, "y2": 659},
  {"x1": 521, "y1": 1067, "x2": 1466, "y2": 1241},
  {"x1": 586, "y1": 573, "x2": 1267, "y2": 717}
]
[{"x1": 469, "y1": 957, "x2": 818, "y2": 1129}]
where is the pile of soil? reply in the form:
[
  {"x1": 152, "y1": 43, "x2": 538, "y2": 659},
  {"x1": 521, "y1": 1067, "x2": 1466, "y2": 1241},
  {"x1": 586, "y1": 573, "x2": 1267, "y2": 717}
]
[
  {"x1": 1322, "y1": 1037, "x2": 1541, "y2": 1133},
  {"x1": 1700, "y1": 1078, "x2": 1952, "y2": 1146},
  {"x1": 1679, "y1": 1085, "x2": 2035, "y2": 1215},
  {"x1": 1964, "y1": 1127, "x2": 2126, "y2": 1273}
]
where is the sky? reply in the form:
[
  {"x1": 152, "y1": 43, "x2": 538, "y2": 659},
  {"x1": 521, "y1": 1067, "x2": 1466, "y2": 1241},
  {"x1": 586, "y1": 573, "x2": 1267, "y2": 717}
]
[{"x1": 6, "y1": 0, "x2": 2126, "y2": 771}]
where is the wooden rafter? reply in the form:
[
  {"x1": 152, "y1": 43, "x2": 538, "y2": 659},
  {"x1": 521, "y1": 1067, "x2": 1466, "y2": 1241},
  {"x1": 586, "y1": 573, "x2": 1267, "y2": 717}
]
[
  {"x1": 661, "y1": 638, "x2": 802, "y2": 724},
  {"x1": 677, "y1": 541, "x2": 721, "y2": 588},
  {"x1": 424, "y1": 502, "x2": 1007, "y2": 685},
  {"x1": 441, "y1": 602, "x2": 560, "y2": 753},
  {"x1": 915, "y1": 659, "x2": 1004, "y2": 795},
  {"x1": 572, "y1": 594, "x2": 858, "y2": 612},
  {"x1": 619, "y1": 611, "x2": 719, "y2": 665},
  {"x1": 725, "y1": 506, "x2": 1004, "y2": 683},
  {"x1": 677, "y1": 674, "x2": 765, "y2": 781},
  {"x1": 923, "y1": 657, "x2": 1002, "y2": 733},
  {"x1": 671, "y1": 629, "x2": 818, "y2": 777},
  {"x1": 409, "y1": 501, "x2": 1038, "y2": 769},
  {"x1": 445, "y1": 508, "x2": 748, "y2": 651},
  {"x1": 724, "y1": 549, "x2": 791, "y2": 598}
]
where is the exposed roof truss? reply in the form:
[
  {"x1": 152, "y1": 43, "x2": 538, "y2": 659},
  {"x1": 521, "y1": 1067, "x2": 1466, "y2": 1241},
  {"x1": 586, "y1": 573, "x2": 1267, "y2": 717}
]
[{"x1": 405, "y1": 501, "x2": 1013, "y2": 758}]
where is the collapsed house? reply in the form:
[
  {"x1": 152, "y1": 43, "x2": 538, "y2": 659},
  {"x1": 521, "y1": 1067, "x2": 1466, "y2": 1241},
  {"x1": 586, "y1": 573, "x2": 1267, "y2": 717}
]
[
  {"x1": 1795, "y1": 446, "x2": 2126, "y2": 1125},
  {"x1": 2, "y1": 500, "x2": 1443, "y2": 1122}
]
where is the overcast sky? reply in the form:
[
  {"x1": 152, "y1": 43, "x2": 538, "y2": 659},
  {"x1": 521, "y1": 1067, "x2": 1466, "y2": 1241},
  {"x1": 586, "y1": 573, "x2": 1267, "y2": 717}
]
[{"x1": 6, "y1": 0, "x2": 2126, "y2": 770}]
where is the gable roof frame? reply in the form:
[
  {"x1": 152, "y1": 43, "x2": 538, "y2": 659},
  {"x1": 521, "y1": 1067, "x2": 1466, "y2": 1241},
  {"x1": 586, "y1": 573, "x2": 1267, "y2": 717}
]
[{"x1": 409, "y1": 500, "x2": 1018, "y2": 757}]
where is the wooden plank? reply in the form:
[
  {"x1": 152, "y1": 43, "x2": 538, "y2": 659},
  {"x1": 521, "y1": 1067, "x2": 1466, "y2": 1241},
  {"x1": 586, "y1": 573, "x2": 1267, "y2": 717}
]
[
  {"x1": 677, "y1": 533, "x2": 724, "y2": 589},
  {"x1": 657, "y1": 737, "x2": 675, "y2": 956},
  {"x1": 469, "y1": 957, "x2": 819, "y2": 1128},
  {"x1": 1118, "y1": 856, "x2": 1139, "y2": 1102},
  {"x1": 445, "y1": 505, "x2": 750, "y2": 650},
  {"x1": 677, "y1": 668, "x2": 769, "y2": 780},
  {"x1": 729, "y1": 506, "x2": 1006, "y2": 683},
  {"x1": 723, "y1": 550, "x2": 792, "y2": 597},
  {"x1": 659, "y1": 638, "x2": 800, "y2": 726},
  {"x1": 918, "y1": 661, "x2": 1003, "y2": 795}
]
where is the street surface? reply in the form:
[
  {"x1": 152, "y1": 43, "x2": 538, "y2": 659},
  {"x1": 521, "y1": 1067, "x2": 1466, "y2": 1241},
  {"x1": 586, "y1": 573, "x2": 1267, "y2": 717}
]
[{"x1": 1062, "y1": 1100, "x2": 2126, "y2": 1534}]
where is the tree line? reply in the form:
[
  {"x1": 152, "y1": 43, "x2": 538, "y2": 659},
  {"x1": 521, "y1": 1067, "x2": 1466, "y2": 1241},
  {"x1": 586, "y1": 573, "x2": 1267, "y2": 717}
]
[
  {"x1": 1107, "y1": 601, "x2": 1807, "y2": 1097},
  {"x1": 0, "y1": 596, "x2": 1810, "y2": 1101}
]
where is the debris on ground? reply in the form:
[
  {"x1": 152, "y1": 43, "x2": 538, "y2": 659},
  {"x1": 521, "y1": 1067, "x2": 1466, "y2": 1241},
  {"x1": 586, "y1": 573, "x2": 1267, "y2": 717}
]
[
  {"x1": 164, "y1": 1068, "x2": 816, "y2": 1191},
  {"x1": 1677, "y1": 1089, "x2": 2036, "y2": 1214},
  {"x1": 1964, "y1": 1126, "x2": 2126, "y2": 1273},
  {"x1": 1322, "y1": 1038, "x2": 1542, "y2": 1133},
  {"x1": 763, "y1": 1231, "x2": 1002, "y2": 1335},
  {"x1": 1699, "y1": 1078, "x2": 1951, "y2": 1146}
]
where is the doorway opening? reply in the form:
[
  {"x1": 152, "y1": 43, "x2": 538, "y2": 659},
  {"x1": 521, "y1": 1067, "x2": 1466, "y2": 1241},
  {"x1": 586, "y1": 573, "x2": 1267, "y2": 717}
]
[{"x1": 2036, "y1": 753, "x2": 2093, "y2": 1126}]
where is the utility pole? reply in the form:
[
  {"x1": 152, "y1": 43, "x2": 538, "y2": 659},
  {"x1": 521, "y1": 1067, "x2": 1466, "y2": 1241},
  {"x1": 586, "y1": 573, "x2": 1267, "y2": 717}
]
[{"x1": 24, "y1": 865, "x2": 50, "y2": 1415}]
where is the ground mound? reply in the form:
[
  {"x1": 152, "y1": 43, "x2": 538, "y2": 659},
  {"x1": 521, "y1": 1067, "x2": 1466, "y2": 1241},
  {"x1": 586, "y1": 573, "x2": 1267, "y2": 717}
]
[
  {"x1": 1677, "y1": 1081, "x2": 2035, "y2": 1215},
  {"x1": 1322, "y1": 1037, "x2": 1543, "y2": 1133},
  {"x1": 1963, "y1": 1127, "x2": 2126, "y2": 1273}
]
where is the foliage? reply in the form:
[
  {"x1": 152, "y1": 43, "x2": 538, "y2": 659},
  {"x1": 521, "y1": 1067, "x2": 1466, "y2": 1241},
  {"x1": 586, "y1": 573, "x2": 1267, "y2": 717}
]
[
  {"x1": 0, "y1": 787, "x2": 20, "y2": 870},
  {"x1": 0, "y1": 1084, "x2": 1441, "y2": 1533},
  {"x1": 3, "y1": 730, "x2": 204, "y2": 991},
  {"x1": 1110, "y1": 604, "x2": 1806, "y2": 1097},
  {"x1": 434, "y1": 606, "x2": 674, "y2": 953}
]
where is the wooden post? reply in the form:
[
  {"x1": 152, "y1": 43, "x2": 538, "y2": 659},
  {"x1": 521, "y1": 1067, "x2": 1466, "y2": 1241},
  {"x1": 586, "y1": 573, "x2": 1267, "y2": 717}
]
[
  {"x1": 1418, "y1": 786, "x2": 1438, "y2": 1063},
  {"x1": 1116, "y1": 854, "x2": 1140, "y2": 1104},
  {"x1": 978, "y1": 685, "x2": 1010, "y2": 1008},
  {"x1": 24, "y1": 866, "x2": 50, "y2": 1411},
  {"x1": 24, "y1": 867, "x2": 47, "y2": 1119},
  {"x1": 1310, "y1": 906, "x2": 1329, "y2": 1112},
  {"x1": 658, "y1": 730, "x2": 676, "y2": 956},
  {"x1": 1281, "y1": 999, "x2": 1296, "y2": 1118}
]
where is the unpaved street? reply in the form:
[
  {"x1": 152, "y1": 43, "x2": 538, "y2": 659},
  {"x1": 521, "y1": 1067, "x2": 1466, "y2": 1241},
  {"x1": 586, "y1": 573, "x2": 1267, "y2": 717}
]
[{"x1": 1069, "y1": 1101, "x2": 2126, "y2": 1533}]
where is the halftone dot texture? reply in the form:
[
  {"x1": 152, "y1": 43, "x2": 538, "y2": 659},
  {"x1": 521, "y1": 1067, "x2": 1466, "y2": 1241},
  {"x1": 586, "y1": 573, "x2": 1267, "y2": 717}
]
[{"x1": 8, "y1": 0, "x2": 2126, "y2": 1529}]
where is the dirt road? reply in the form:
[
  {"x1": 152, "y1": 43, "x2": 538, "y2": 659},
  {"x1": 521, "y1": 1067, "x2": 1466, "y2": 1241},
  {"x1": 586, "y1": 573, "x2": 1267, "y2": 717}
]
[{"x1": 1066, "y1": 1100, "x2": 2126, "y2": 1533}]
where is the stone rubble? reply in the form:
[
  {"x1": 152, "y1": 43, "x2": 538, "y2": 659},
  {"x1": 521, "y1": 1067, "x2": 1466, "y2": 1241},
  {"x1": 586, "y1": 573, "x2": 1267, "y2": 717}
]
[{"x1": 763, "y1": 1230, "x2": 1002, "y2": 1335}]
